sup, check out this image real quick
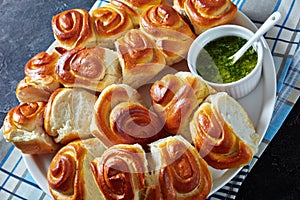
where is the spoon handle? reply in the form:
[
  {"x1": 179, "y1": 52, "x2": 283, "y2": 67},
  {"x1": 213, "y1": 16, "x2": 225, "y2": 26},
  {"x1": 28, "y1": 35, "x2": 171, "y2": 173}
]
[{"x1": 231, "y1": 11, "x2": 281, "y2": 64}]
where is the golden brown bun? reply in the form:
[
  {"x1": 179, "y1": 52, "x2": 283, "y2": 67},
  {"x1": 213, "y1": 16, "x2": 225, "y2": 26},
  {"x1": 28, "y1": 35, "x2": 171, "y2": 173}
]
[
  {"x1": 91, "y1": 84, "x2": 165, "y2": 148},
  {"x1": 190, "y1": 92, "x2": 259, "y2": 169},
  {"x1": 44, "y1": 88, "x2": 97, "y2": 144},
  {"x1": 90, "y1": 143, "x2": 148, "y2": 200},
  {"x1": 24, "y1": 52, "x2": 60, "y2": 77},
  {"x1": 173, "y1": 0, "x2": 185, "y2": 14},
  {"x1": 16, "y1": 77, "x2": 57, "y2": 103},
  {"x1": 55, "y1": 46, "x2": 122, "y2": 92},
  {"x1": 110, "y1": 0, "x2": 163, "y2": 27},
  {"x1": 91, "y1": 4, "x2": 134, "y2": 49},
  {"x1": 48, "y1": 138, "x2": 107, "y2": 200},
  {"x1": 2, "y1": 102, "x2": 60, "y2": 154},
  {"x1": 115, "y1": 29, "x2": 165, "y2": 89},
  {"x1": 150, "y1": 72, "x2": 215, "y2": 142},
  {"x1": 140, "y1": 4, "x2": 196, "y2": 65},
  {"x1": 52, "y1": 9, "x2": 96, "y2": 49},
  {"x1": 174, "y1": 0, "x2": 237, "y2": 34},
  {"x1": 148, "y1": 135, "x2": 212, "y2": 200},
  {"x1": 16, "y1": 52, "x2": 60, "y2": 103}
]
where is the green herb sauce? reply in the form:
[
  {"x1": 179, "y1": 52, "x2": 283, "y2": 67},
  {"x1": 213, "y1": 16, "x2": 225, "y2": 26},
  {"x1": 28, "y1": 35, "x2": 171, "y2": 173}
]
[{"x1": 196, "y1": 36, "x2": 258, "y2": 84}]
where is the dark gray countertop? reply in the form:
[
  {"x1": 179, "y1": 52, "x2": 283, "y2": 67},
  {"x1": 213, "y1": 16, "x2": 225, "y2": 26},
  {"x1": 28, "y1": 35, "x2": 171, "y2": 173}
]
[{"x1": 0, "y1": 0, "x2": 299, "y2": 199}]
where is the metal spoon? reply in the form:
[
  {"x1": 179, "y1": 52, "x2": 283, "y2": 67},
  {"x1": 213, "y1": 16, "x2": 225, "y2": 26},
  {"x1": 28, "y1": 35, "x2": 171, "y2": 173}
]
[{"x1": 229, "y1": 11, "x2": 281, "y2": 64}]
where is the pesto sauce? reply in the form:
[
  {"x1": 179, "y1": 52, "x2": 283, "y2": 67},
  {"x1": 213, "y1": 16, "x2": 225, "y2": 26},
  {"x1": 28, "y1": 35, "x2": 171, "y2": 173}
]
[{"x1": 196, "y1": 36, "x2": 258, "y2": 84}]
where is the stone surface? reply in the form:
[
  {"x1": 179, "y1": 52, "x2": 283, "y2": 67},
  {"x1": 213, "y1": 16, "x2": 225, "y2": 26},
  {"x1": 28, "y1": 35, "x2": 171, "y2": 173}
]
[
  {"x1": 0, "y1": 0, "x2": 94, "y2": 127},
  {"x1": 0, "y1": 0, "x2": 299, "y2": 199}
]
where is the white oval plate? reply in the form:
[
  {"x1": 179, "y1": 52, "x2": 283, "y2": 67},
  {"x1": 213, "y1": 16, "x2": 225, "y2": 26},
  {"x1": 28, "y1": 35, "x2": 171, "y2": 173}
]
[{"x1": 20, "y1": 10, "x2": 276, "y2": 198}]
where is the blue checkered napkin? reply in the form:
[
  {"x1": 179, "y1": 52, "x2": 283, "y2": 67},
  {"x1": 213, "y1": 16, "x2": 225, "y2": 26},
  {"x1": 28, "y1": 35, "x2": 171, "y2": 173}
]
[
  {"x1": 0, "y1": 134, "x2": 51, "y2": 200},
  {"x1": 0, "y1": 0, "x2": 299, "y2": 199}
]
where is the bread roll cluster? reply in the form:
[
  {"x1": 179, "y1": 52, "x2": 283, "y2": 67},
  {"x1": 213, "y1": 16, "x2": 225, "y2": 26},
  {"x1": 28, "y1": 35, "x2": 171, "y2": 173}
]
[
  {"x1": 49, "y1": 136, "x2": 212, "y2": 199},
  {"x1": 1, "y1": 1, "x2": 255, "y2": 199}
]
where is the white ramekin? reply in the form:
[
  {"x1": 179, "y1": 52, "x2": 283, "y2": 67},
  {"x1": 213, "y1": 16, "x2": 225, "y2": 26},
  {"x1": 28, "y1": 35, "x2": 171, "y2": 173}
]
[{"x1": 187, "y1": 25, "x2": 263, "y2": 99}]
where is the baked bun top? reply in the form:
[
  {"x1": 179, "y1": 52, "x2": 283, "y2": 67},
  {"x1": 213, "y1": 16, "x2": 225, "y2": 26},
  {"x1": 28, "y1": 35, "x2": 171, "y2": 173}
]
[{"x1": 190, "y1": 92, "x2": 259, "y2": 169}]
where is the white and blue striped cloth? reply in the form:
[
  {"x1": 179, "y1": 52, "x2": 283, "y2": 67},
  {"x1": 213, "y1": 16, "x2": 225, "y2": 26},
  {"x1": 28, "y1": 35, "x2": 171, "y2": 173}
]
[{"x1": 0, "y1": 0, "x2": 299, "y2": 199}]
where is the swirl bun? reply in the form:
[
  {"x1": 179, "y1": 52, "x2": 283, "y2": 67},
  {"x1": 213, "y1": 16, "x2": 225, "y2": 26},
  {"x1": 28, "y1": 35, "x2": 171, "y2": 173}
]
[
  {"x1": 24, "y1": 52, "x2": 60, "y2": 76},
  {"x1": 173, "y1": 0, "x2": 237, "y2": 34},
  {"x1": 150, "y1": 72, "x2": 215, "y2": 142},
  {"x1": 44, "y1": 88, "x2": 97, "y2": 144},
  {"x1": 48, "y1": 138, "x2": 106, "y2": 199},
  {"x1": 190, "y1": 92, "x2": 259, "y2": 169},
  {"x1": 115, "y1": 29, "x2": 165, "y2": 89},
  {"x1": 55, "y1": 46, "x2": 121, "y2": 92},
  {"x1": 91, "y1": 84, "x2": 165, "y2": 148},
  {"x1": 110, "y1": 0, "x2": 163, "y2": 27},
  {"x1": 91, "y1": 5, "x2": 134, "y2": 49},
  {"x1": 52, "y1": 9, "x2": 96, "y2": 49},
  {"x1": 140, "y1": 4, "x2": 196, "y2": 65},
  {"x1": 149, "y1": 136, "x2": 212, "y2": 200},
  {"x1": 16, "y1": 52, "x2": 60, "y2": 103},
  {"x1": 2, "y1": 102, "x2": 60, "y2": 154},
  {"x1": 90, "y1": 143, "x2": 148, "y2": 200}
]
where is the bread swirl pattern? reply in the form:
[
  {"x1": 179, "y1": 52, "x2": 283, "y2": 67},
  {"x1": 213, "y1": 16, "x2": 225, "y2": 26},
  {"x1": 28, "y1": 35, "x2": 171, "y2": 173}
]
[
  {"x1": 52, "y1": 9, "x2": 96, "y2": 49},
  {"x1": 16, "y1": 52, "x2": 60, "y2": 103},
  {"x1": 149, "y1": 136, "x2": 212, "y2": 200},
  {"x1": 91, "y1": 5, "x2": 134, "y2": 49},
  {"x1": 111, "y1": 0, "x2": 162, "y2": 27},
  {"x1": 140, "y1": 4, "x2": 196, "y2": 65},
  {"x1": 48, "y1": 138, "x2": 106, "y2": 199},
  {"x1": 174, "y1": 0, "x2": 237, "y2": 34},
  {"x1": 91, "y1": 84, "x2": 165, "y2": 148},
  {"x1": 90, "y1": 144, "x2": 148, "y2": 200},
  {"x1": 190, "y1": 92, "x2": 259, "y2": 169},
  {"x1": 24, "y1": 52, "x2": 60, "y2": 76},
  {"x1": 115, "y1": 29, "x2": 165, "y2": 89},
  {"x1": 3, "y1": 102, "x2": 60, "y2": 154},
  {"x1": 150, "y1": 72, "x2": 215, "y2": 141},
  {"x1": 55, "y1": 46, "x2": 121, "y2": 92}
]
